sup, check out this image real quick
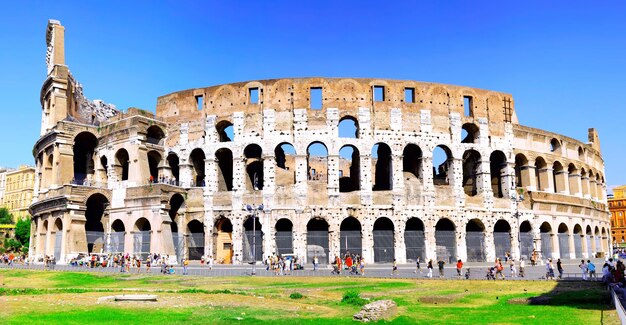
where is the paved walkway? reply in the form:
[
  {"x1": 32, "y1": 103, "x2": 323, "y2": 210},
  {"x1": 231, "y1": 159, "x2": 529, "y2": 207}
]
[{"x1": 0, "y1": 258, "x2": 605, "y2": 281}]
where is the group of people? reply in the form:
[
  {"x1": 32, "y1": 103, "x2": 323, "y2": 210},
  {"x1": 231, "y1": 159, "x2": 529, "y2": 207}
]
[
  {"x1": 1, "y1": 253, "x2": 25, "y2": 266},
  {"x1": 264, "y1": 255, "x2": 300, "y2": 275},
  {"x1": 332, "y1": 253, "x2": 365, "y2": 275},
  {"x1": 148, "y1": 175, "x2": 179, "y2": 186},
  {"x1": 544, "y1": 258, "x2": 597, "y2": 280}
]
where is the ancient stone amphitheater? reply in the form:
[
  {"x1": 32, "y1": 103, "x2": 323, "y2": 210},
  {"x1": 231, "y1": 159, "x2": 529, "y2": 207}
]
[{"x1": 30, "y1": 20, "x2": 611, "y2": 265}]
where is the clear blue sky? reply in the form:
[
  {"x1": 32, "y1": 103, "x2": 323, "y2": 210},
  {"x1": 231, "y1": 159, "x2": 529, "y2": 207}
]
[{"x1": 1, "y1": 1, "x2": 625, "y2": 188}]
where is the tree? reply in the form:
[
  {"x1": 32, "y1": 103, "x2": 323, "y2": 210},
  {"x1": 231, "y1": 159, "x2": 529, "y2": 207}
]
[
  {"x1": 15, "y1": 217, "x2": 30, "y2": 247},
  {"x1": 0, "y1": 208, "x2": 13, "y2": 224}
]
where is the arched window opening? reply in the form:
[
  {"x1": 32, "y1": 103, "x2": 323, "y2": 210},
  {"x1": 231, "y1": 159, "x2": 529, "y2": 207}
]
[
  {"x1": 307, "y1": 142, "x2": 328, "y2": 183},
  {"x1": 73, "y1": 132, "x2": 98, "y2": 185},
  {"x1": 461, "y1": 123, "x2": 479, "y2": 144},
  {"x1": 535, "y1": 157, "x2": 548, "y2": 191},
  {"x1": 85, "y1": 194, "x2": 108, "y2": 254},
  {"x1": 557, "y1": 223, "x2": 570, "y2": 259},
  {"x1": 466, "y1": 219, "x2": 486, "y2": 262},
  {"x1": 147, "y1": 151, "x2": 161, "y2": 182},
  {"x1": 403, "y1": 144, "x2": 422, "y2": 181},
  {"x1": 567, "y1": 164, "x2": 579, "y2": 195},
  {"x1": 307, "y1": 218, "x2": 329, "y2": 264},
  {"x1": 187, "y1": 220, "x2": 205, "y2": 260},
  {"x1": 462, "y1": 150, "x2": 481, "y2": 196},
  {"x1": 540, "y1": 222, "x2": 554, "y2": 259},
  {"x1": 275, "y1": 218, "x2": 293, "y2": 256},
  {"x1": 340, "y1": 217, "x2": 362, "y2": 257},
  {"x1": 216, "y1": 148, "x2": 233, "y2": 191},
  {"x1": 494, "y1": 220, "x2": 511, "y2": 260},
  {"x1": 435, "y1": 218, "x2": 456, "y2": 263},
  {"x1": 514, "y1": 154, "x2": 529, "y2": 188},
  {"x1": 578, "y1": 147, "x2": 585, "y2": 160},
  {"x1": 110, "y1": 219, "x2": 125, "y2": 253},
  {"x1": 339, "y1": 145, "x2": 360, "y2": 192},
  {"x1": 433, "y1": 145, "x2": 452, "y2": 186},
  {"x1": 519, "y1": 221, "x2": 533, "y2": 259},
  {"x1": 550, "y1": 138, "x2": 561, "y2": 152},
  {"x1": 115, "y1": 149, "x2": 130, "y2": 182},
  {"x1": 146, "y1": 125, "x2": 165, "y2": 145},
  {"x1": 405, "y1": 218, "x2": 425, "y2": 262},
  {"x1": 552, "y1": 161, "x2": 564, "y2": 193},
  {"x1": 189, "y1": 148, "x2": 206, "y2": 187},
  {"x1": 167, "y1": 153, "x2": 180, "y2": 185},
  {"x1": 216, "y1": 120, "x2": 234, "y2": 142},
  {"x1": 214, "y1": 217, "x2": 233, "y2": 264},
  {"x1": 490, "y1": 151, "x2": 507, "y2": 198},
  {"x1": 100, "y1": 156, "x2": 108, "y2": 183},
  {"x1": 338, "y1": 116, "x2": 359, "y2": 138},
  {"x1": 243, "y1": 216, "x2": 263, "y2": 262},
  {"x1": 372, "y1": 143, "x2": 392, "y2": 191},
  {"x1": 373, "y1": 217, "x2": 395, "y2": 263},
  {"x1": 133, "y1": 218, "x2": 151, "y2": 259},
  {"x1": 274, "y1": 143, "x2": 296, "y2": 186},
  {"x1": 244, "y1": 144, "x2": 263, "y2": 190}
]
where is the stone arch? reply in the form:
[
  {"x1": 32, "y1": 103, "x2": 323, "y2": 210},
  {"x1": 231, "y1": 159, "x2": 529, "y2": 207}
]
[
  {"x1": 490, "y1": 150, "x2": 507, "y2": 198},
  {"x1": 466, "y1": 219, "x2": 486, "y2": 262},
  {"x1": 82, "y1": 189, "x2": 112, "y2": 206},
  {"x1": 243, "y1": 215, "x2": 263, "y2": 262},
  {"x1": 187, "y1": 219, "x2": 205, "y2": 260},
  {"x1": 214, "y1": 216, "x2": 233, "y2": 264},
  {"x1": 73, "y1": 131, "x2": 98, "y2": 185},
  {"x1": 433, "y1": 145, "x2": 453, "y2": 186},
  {"x1": 535, "y1": 157, "x2": 548, "y2": 191},
  {"x1": 339, "y1": 145, "x2": 360, "y2": 192},
  {"x1": 519, "y1": 220, "x2": 533, "y2": 259},
  {"x1": 216, "y1": 120, "x2": 234, "y2": 142},
  {"x1": 462, "y1": 149, "x2": 481, "y2": 196},
  {"x1": 244, "y1": 144, "x2": 264, "y2": 190},
  {"x1": 435, "y1": 218, "x2": 456, "y2": 263},
  {"x1": 461, "y1": 123, "x2": 480, "y2": 143},
  {"x1": 189, "y1": 148, "x2": 206, "y2": 187},
  {"x1": 405, "y1": 217, "x2": 425, "y2": 262},
  {"x1": 115, "y1": 149, "x2": 130, "y2": 182},
  {"x1": 307, "y1": 141, "x2": 328, "y2": 183},
  {"x1": 373, "y1": 217, "x2": 395, "y2": 263},
  {"x1": 578, "y1": 146, "x2": 585, "y2": 160},
  {"x1": 100, "y1": 155, "x2": 108, "y2": 184},
  {"x1": 110, "y1": 219, "x2": 126, "y2": 253},
  {"x1": 215, "y1": 148, "x2": 233, "y2": 191},
  {"x1": 167, "y1": 152, "x2": 180, "y2": 184},
  {"x1": 557, "y1": 223, "x2": 570, "y2": 259},
  {"x1": 550, "y1": 138, "x2": 561, "y2": 152},
  {"x1": 514, "y1": 153, "x2": 530, "y2": 188},
  {"x1": 147, "y1": 150, "x2": 162, "y2": 182},
  {"x1": 372, "y1": 143, "x2": 392, "y2": 191},
  {"x1": 338, "y1": 115, "x2": 359, "y2": 138},
  {"x1": 85, "y1": 193, "x2": 108, "y2": 254},
  {"x1": 552, "y1": 161, "x2": 565, "y2": 193},
  {"x1": 403, "y1": 144, "x2": 422, "y2": 180},
  {"x1": 540, "y1": 222, "x2": 554, "y2": 259},
  {"x1": 133, "y1": 217, "x2": 151, "y2": 259},
  {"x1": 146, "y1": 125, "x2": 165, "y2": 145},
  {"x1": 307, "y1": 217, "x2": 330, "y2": 264},
  {"x1": 573, "y1": 224, "x2": 583, "y2": 259},
  {"x1": 275, "y1": 218, "x2": 293, "y2": 256},
  {"x1": 567, "y1": 163, "x2": 579, "y2": 195},
  {"x1": 493, "y1": 220, "x2": 512, "y2": 260},
  {"x1": 340, "y1": 216, "x2": 362, "y2": 257}
]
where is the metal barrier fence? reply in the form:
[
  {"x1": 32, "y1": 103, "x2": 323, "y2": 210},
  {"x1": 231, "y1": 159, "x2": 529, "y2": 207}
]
[
  {"x1": 466, "y1": 232, "x2": 485, "y2": 262},
  {"x1": 435, "y1": 230, "x2": 456, "y2": 263},
  {"x1": 574, "y1": 235, "x2": 583, "y2": 259},
  {"x1": 558, "y1": 233, "x2": 570, "y2": 258},
  {"x1": 404, "y1": 230, "x2": 425, "y2": 262},
  {"x1": 243, "y1": 230, "x2": 263, "y2": 262},
  {"x1": 109, "y1": 232, "x2": 125, "y2": 253},
  {"x1": 188, "y1": 233, "x2": 204, "y2": 260},
  {"x1": 520, "y1": 232, "x2": 533, "y2": 259},
  {"x1": 541, "y1": 233, "x2": 554, "y2": 259},
  {"x1": 86, "y1": 231, "x2": 105, "y2": 253},
  {"x1": 373, "y1": 230, "x2": 394, "y2": 263},
  {"x1": 275, "y1": 231, "x2": 293, "y2": 256},
  {"x1": 340, "y1": 230, "x2": 362, "y2": 257},
  {"x1": 494, "y1": 232, "x2": 511, "y2": 260},
  {"x1": 133, "y1": 231, "x2": 151, "y2": 259},
  {"x1": 307, "y1": 231, "x2": 329, "y2": 264}
]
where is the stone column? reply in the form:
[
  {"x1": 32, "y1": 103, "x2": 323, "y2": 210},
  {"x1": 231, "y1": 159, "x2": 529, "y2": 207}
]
[
  {"x1": 328, "y1": 219, "x2": 341, "y2": 264},
  {"x1": 456, "y1": 227, "x2": 467, "y2": 262},
  {"x1": 568, "y1": 231, "x2": 576, "y2": 259},
  {"x1": 231, "y1": 216, "x2": 244, "y2": 265},
  {"x1": 526, "y1": 165, "x2": 538, "y2": 192},
  {"x1": 294, "y1": 155, "x2": 308, "y2": 206},
  {"x1": 179, "y1": 163, "x2": 193, "y2": 188},
  {"x1": 539, "y1": 167, "x2": 554, "y2": 192},
  {"x1": 293, "y1": 210, "x2": 307, "y2": 263},
  {"x1": 392, "y1": 154, "x2": 405, "y2": 206},
  {"x1": 360, "y1": 154, "x2": 373, "y2": 205},
  {"x1": 327, "y1": 154, "x2": 339, "y2": 198},
  {"x1": 424, "y1": 219, "x2": 436, "y2": 262},
  {"x1": 450, "y1": 158, "x2": 464, "y2": 207},
  {"x1": 263, "y1": 155, "x2": 276, "y2": 208},
  {"x1": 581, "y1": 175, "x2": 590, "y2": 198},
  {"x1": 484, "y1": 228, "x2": 496, "y2": 262},
  {"x1": 420, "y1": 155, "x2": 434, "y2": 207},
  {"x1": 501, "y1": 162, "x2": 515, "y2": 200},
  {"x1": 361, "y1": 218, "x2": 374, "y2": 264}
]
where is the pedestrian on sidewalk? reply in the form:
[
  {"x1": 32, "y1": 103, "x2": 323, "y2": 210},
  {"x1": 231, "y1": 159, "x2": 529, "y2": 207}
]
[
  {"x1": 456, "y1": 259, "x2": 463, "y2": 278},
  {"x1": 438, "y1": 259, "x2": 445, "y2": 278},
  {"x1": 557, "y1": 258, "x2": 563, "y2": 279},
  {"x1": 427, "y1": 259, "x2": 433, "y2": 278},
  {"x1": 415, "y1": 257, "x2": 421, "y2": 274},
  {"x1": 391, "y1": 259, "x2": 398, "y2": 276},
  {"x1": 579, "y1": 259, "x2": 588, "y2": 281},
  {"x1": 587, "y1": 260, "x2": 596, "y2": 280}
]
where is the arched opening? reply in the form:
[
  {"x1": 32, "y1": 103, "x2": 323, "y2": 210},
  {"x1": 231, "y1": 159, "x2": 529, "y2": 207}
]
[
  {"x1": 73, "y1": 132, "x2": 98, "y2": 185},
  {"x1": 53, "y1": 218, "x2": 63, "y2": 261},
  {"x1": 243, "y1": 216, "x2": 263, "y2": 262},
  {"x1": 462, "y1": 150, "x2": 481, "y2": 196},
  {"x1": 602, "y1": 227, "x2": 608, "y2": 251},
  {"x1": 146, "y1": 125, "x2": 165, "y2": 145},
  {"x1": 275, "y1": 218, "x2": 293, "y2": 256},
  {"x1": 372, "y1": 143, "x2": 393, "y2": 191},
  {"x1": 215, "y1": 148, "x2": 233, "y2": 191},
  {"x1": 573, "y1": 224, "x2": 583, "y2": 259},
  {"x1": 167, "y1": 153, "x2": 180, "y2": 185},
  {"x1": 433, "y1": 145, "x2": 452, "y2": 186},
  {"x1": 490, "y1": 151, "x2": 506, "y2": 198},
  {"x1": 550, "y1": 138, "x2": 561, "y2": 152},
  {"x1": 461, "y1": 123, "x2": 479, "y2": 143},
  {"x1": 519, "y1": 221, "x2": 533, "y2": 259},
  {"x1": 540, "y1": 222, "x2": 554, "y2": 259},
  {"x1": 595, "y1": 226, "x2": 601, "y2": 254},
  {"x1": 585, "y1": 225, "x2": 593, "y2": 258},
  {"x1": 307, "y1": 218, "x2": 329, "y2": 264},
  {"x1": 115, "y1": 149, "x2": 130, "y2": 182},
  {"x1": 85, "y1": 194, "x2": 108, "y2": 254},
  {"x1": 187, "y1": 220, "x2": 205, "y2": 260},
  {"x1": 405, "y1": 218, "x2": 425, "y2": 262},
  {"x1": 189, "y1": 148, "x2": 206, "y2": 187},
  {"x1": 552, "y1": 161, "x2": 564, "y2": 193},
  {"x1": 216, "y1": 120, "x2": 234, "y2": 142},
  {"x1": 244, "y1": 144, "x2": 264, "y2": 190},
  {"x1": 338, "y1": 116, "x2": 359, "y2": 138},
  {"x1": 100, "y1": 156, "x2": 108, "y2": 184},
  {"x1": 110, "y1": 219, "x2": 125, "y2": 253},
  {"x1": 373, "y1": 217, "x2": 395, "y2": 263},
  {"x1": 340, "y1": 217, "x2": 362, "y2": 257},
  {"x1": 494, "y1": 220, "x2": 512, "y2": 260},
  {"x1": 307, "y1": 142, "x2": 328, "y2": 183},
  {"x1": 133, "y1": 218, "x2": 151, "y2": 259},
  {"x1": 275, "y1": 143, "x2": 296, "y2": 186},
  {"x1": 578, "y1": 147, "x2": 585, "y2": 160},
  {"x1": 435, "y1": 218, "x2": 456, "y2": 263},
  {"x1": 568, "y1": 164, "x2": 579, "y2": 195},
  {"x1": 169, "y1": 194, "x2": 185, "y2": 259},
  {"x1": 403, "y1": 144, "x2": 422, "y2": 180},
  {"x1": 466, "y1": 219, "x2": 486, "y2": 262},
  {"x1": 535, "y1": 157, "x2": 548, "y2": 191},
  {"x1": 147, "y1": 150, "x2": 161, "y2": 182},
  {"x1": 514, "y1": 154, "x2": 529, "y2": 188},
  {"x1": 41, "y1": 220, "x2": 48, "y2": 255},
  {"x1": 580, "y1": 168, "x2": 589, "y2": 196},
  {"x1": 339, "y1": 145, "x2": 360, "y2": 192},
  {"x1": 214, "y1": 217, "x2": 233, "y2": 264},
  {"x1": 557, "y1": 223, "x2": 570, "y2": 259}
]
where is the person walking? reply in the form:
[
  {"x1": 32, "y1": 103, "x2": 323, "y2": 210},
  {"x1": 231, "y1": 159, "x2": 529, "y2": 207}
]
[
  {"x1": 313, "y1": 255, "x2": 319, "y2": 271},
  {"x1": 557, "y1": 258, "x2": 563, "y2": 279},
  {"x1": 456, "y1": 259, "x2": 463, "y2": 278},
  {"x1": 519, "y1": 258, "x2": 525, "y2": 277},
  {"x1": 587, "y1": 260, "x2": 596, "y2": 280},
  {"x1": 437, "y1": 259, "x2": 445, "y2": 278},
  {"x1": 579, "y1": 259, "x2": 588, "y2": 281},
  {"x1": 359, "y1": 258, "x2": 365, "y2": 275},
  {"x1": 415, "y1": 257, "x2": 421, "y2": 274},
  {"x1": 495, "y1": 259, "x2": 505, "y2": 280},
  {"x1": 182, "y1": 258, "x2": 189, "y2": 275},
  {"x1": 546, "y1": 258, "x2": 555, "y2": 280},
  {"x1": 391, "y1": 259, "x2": 399, "y2": 276},
  {"x1": 208, "y1": 255, "x2": 213, "y2": 271},
  {"x1": 427, "y1": 259, "x2": 433, "y2": 278}
]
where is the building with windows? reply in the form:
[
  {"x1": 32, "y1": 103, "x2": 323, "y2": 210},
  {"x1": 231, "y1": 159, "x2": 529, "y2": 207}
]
[
  {"x1": 30, "y1": 20, "x2": 611, "y2": 264},
  {"x1": 610, "y1": 186, "x2": 626, "y2": 247},
  {"x1": 4, "y1": 165, "x2": 35, "y2": 220},
  {"x1": 0, "y1": 167, "x2": 12, "y2": 208}
]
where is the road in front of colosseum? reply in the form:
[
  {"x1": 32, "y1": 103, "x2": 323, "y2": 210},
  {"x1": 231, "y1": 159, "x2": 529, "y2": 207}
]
[{"x1": 1, "y1": 258, "x2": 606, "y2": 281}]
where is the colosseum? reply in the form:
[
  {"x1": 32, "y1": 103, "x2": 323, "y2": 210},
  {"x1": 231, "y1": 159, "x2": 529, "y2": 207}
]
[{"x1": 30, "y1": 20, "x2": 611, "y2": 265}]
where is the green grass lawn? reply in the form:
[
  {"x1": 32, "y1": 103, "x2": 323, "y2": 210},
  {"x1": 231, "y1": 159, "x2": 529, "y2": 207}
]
[{"x1": 0, "y1": 269, "x2": 619, "y2": 324}]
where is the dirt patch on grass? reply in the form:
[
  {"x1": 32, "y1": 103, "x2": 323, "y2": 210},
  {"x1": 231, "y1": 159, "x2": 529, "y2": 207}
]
[{"x1": 418, "y1": 296, "x2": 457, "y2": 304}]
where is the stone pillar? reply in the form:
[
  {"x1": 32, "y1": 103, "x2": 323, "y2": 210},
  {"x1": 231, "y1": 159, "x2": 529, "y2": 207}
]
[
  {"x1": 205, "y1": 157, "x2": 218, "y2": 192},
  {"x1": 328, "y1": 219, "x2": 341, "y2": 264},
  {"x1": 395, "y1": 227, "x2": 406, "y2": 263},
  {"x1": 263, "y1": 155, "x2": 276, "y2": 207},
  {"x1": 511, "y1": 224, "x2": 521, "y2": 261},
  {"x1": 568, "y1": 231, "x2": 576, "y2": 259},
  {"x1": 327, "y1": 154, "x2": 339, "y2": 197},
  {"x1": 293, "y1": 211, "x2": 307, "y2": 263},
  {"x1": 526, "y1": 166, "x2": 538, "y2": 192},
  {"x1": 456, "y1": 227, "x2": 467, "y2": 262},
  {"x1": 538, "y1": 167, "x2": 554, "y2": 192},
  {"x1": 569, "y1": 173, "x2": 582, "y2": 197},
  {"x1": 450, "y1": 158, "x2": 464, "y2": 207},
  {"x1": 424, "y1": 219, "x2": 436, "y2": 262},
  {"x1": 501, "y1": 162, "x2": 515, "y2": 200},
  {"x1": 360, "y1": 154, "x2": 373, "y2": 205},
  {"x1": 484, "y1": 229, "x2": 496, "y2": 262},
  {"x1": 420, "y1": 155, "x2": 434, "y2": 207},
  {"x1": 179, "y1": 163, "x2": 193, "y2": 188},
  {"x1": 231, "y1": 216, "x2": 244, "y2": 265},
  {"x1": 392, "y1": 154, "x2": 405, "y2": 206},
  {"x1": 294, "y1": 155, "x2": 308, "y2": 206},
  {"x1": 581, "y1": 175, "x2": 590, "y2": 198},
  {"x1": 361, "y1": 218, "x2": 374, "y2": 264}
]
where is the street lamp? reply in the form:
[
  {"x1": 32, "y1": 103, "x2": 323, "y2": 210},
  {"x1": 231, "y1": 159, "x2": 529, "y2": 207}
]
[
  {"x1": 245, "y1": 173, "x2": 264, "y2": 276},
  {"x1": 511, "y1": 189, "x2": 525, "y2": 260}
]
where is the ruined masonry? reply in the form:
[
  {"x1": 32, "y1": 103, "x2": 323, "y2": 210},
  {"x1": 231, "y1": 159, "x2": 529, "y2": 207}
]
[{"x1": 30, "y1": 20, "x2": 611, "y2": 265}]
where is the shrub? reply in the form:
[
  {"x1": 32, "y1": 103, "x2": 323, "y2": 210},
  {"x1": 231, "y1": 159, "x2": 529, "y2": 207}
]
[
  {"x1": 289, "y1": 292, "x2": 304, "y2": 299},
  {"x1": 341, "y1": 290, "x2": 367, "y2": 306}
]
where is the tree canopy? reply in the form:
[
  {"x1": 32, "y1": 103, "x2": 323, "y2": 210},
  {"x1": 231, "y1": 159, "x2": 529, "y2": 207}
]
[{"x1": 0, "y1": 208, "x2": 13, "y2": 224}]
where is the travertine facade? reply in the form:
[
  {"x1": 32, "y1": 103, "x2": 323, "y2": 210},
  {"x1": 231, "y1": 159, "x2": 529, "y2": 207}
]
[{"x1": 30, "y1": 20, "x2": 611, "y2": 264}]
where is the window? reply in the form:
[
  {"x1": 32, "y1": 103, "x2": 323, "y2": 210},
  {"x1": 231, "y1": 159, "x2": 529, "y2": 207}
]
[
  {"x1": 310, "y1": 87, "x2": 322, "y2": 110},
  {"x1": 404, "y1": 88, "x2": 415, "y2": 103},
  {"x1": 195, "y1": 95, "x2": 203, "y2": 111},
  {"x1": 463, "y1": 96, "x2": 473, "y2": 117},
  {"x1": 249, "y1": 88, "x2": 259, "y2": 104},
  {"x1": 374, "y1": 86, "x2": 385, "y2": 102}
]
